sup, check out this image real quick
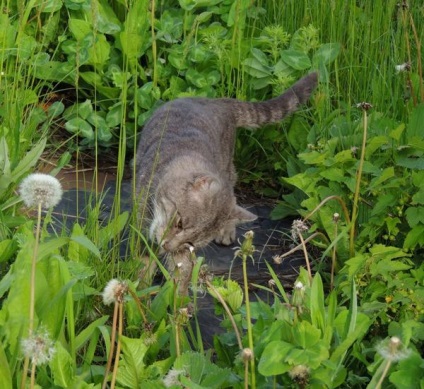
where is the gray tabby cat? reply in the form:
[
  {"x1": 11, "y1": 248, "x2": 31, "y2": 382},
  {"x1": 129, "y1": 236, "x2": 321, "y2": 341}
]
[{"x1": 135, "y1": 72, "x2": 318, "y2": 255}]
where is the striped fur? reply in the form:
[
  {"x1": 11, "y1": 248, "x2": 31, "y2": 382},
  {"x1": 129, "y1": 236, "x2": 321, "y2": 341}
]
[{"x1": 135, "y1": 72, "x2": 318, "y2": 253}]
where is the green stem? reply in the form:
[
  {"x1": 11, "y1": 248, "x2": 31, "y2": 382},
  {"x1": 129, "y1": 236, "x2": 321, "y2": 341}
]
[
  {"x1": 349, "y1": 109, "x2": 368, "y2": 257},
  {"x1": 242, "y1": 253, "x2": 256, "y2": 388},
  {"x1": 21, "y1": 202, "x2": 42, "y2": 389}
]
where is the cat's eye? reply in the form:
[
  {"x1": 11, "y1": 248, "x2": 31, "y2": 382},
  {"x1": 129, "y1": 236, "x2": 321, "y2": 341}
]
[{"x1": 175, "y1": 216, "x2": 183, "y2": 230}]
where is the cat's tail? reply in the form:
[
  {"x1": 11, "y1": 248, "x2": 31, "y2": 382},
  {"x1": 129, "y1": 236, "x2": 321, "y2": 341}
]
[{"x1": 233, "y1": 72, "x2": 318, "y2": 128}]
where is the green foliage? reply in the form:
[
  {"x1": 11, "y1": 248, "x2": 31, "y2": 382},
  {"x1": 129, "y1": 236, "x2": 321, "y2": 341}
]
[
  {"x1": 1, "y1": 0, "x2": 424, "y2": 388},
  {"x1": 274, "y1": 105, "x2": 424, "y2": 253}
]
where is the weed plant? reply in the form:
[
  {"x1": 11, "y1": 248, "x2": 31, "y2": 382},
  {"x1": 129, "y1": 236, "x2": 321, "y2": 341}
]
[{"x1": 1, "y1": 0, "x2": 424, "y2": 388}]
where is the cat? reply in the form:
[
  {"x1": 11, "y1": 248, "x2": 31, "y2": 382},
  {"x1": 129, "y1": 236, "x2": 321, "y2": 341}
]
[{"x1": 135, "y1": 72, "x2": 318, "y2": 258}]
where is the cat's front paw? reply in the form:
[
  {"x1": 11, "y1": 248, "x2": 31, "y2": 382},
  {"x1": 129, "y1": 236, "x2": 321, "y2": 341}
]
[{"x1": 215, "y1": 225, "x2": 236, "y2": 246}]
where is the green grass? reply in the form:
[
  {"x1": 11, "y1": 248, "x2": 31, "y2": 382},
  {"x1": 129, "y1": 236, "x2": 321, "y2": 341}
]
[{"x1": 0, "y1": 0, "x2": 423, "y2": 387}]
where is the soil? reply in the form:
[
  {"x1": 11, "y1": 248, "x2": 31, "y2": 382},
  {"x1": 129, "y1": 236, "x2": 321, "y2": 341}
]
[{"x1": 42, "y1": 154, "x2": 309, "y2": 345}]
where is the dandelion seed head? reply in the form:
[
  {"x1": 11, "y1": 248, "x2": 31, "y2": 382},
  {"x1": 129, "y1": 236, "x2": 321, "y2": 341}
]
[
  {"x1": 356, "y1": 102, "x2": 373, "y2": 111},
  {"x1": 163, "y1": 368, "x2": 184, "y2": 387},
  {"x1": 20, "y1": 173, "x2": 63, "y2": 209},
  {"x1": 395, "y1": 62, "x2": 411, "y2": 72},
  {"x1": 294, "y1": 281, "x2": 305, "y2": 291},
  {"x1": 21, "y1": 329, "x2": 55, "y2": 366},
  {"x1": 291, "y1": 219, "x2": 309, "y2": 241},
  {"x1": 102, "y1": 279, "x2": 127, "y2": 305},
  {"x1": 241, "y1": 348, "x2": 254, "y2": 361},
  {"x1": 143, "y1": 332, "x2": 158, "y2": 346},
  {"x1": 273, "y1": 255, "x2": 282, "y2": 264},
  {"x1": 289, "y1": 364, "x2": 310, "y2": 384},
  {"x1": 376, "y1": 336, "x2": 411, "y2": 362}
]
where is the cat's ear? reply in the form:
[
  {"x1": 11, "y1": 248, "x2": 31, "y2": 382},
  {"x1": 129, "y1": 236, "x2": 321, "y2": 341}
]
[
  {"x1": 230, "y1": 205, "x2": 257, "y2": 222},
  {"x1": 191, "y1": 175, "x2": 221, "y2": 195}
]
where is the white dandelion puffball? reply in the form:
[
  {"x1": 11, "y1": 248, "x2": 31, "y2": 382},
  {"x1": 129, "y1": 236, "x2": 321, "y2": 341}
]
[
  {"x1": 21, "y1": 329, "x2": 56, "y2": 366},
  {"x1": 102, "y1": 279, "x2": 128, "y2": 305},
  {"x1": 20, "y1": 173, "x2": 63, "y2": 209}
]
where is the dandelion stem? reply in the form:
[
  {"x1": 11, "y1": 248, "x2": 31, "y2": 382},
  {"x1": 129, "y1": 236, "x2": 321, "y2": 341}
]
[
  {"x1": 276, "y1": 232, "x2": 329, "y2": 260},
  {"x1": 331, "y1": 219, "x2": 338, "y2": 290},
  {"x1": 298, "y1": 231, "x2": 312, "y2": 282},
  {"x1": 21, "y1": 202, "x2": 43, "y2": 389},
  {"x1": 110, "y1": 301, "x2": 123, "y2": 389},
  {"x1": 205, "y1": 280, "x2": 243, "y2": 350},
  {"x1": 304, "y1": 195, "x2": 351, "y2": 226},
  {"x1": 30, "y1": 362, "x2": 36, "y2": 389},
  {"x1": 127, "y1": 288, "x2": 148, "y2": 324},
  {"x1": 30, "y1": 202, "x2": 42, "y2": 333},
  {"x1": 375, "y1": 360, "x2": 392, "y2": 389},
  {"x1": 242, "y1": 252, "x2": 256, "y2": 388},
  {"x1": 102, "y1": 301, "x2": 119, "y2": 389}
]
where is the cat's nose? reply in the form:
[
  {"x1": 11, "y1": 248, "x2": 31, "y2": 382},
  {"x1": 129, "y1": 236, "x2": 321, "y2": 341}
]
[{"x1": 162, "y1": 240, "x2": 171, "y2": 252}]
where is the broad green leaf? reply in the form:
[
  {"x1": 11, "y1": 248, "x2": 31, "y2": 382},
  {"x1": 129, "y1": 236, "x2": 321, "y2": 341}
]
[
  {"x1": 75, "y1": 316, "x2": 109, "y2": 350},
  {"x1": 168, "y1": 46, "x2": 189, "y2": 70},
  {"x1": 250, "y1": 48, "x2": 270, "y2": 66},
  {"x1": 69, "y1": 18, "x2": 91, "y2": 41},
  {"x1": 396, "y1": 156, "x2": 424, "y2": 170},
  {"x1": 371, "y1": 193, "x2": 396, "y2": 217},
  {"x1": 365, "y1": 135, "x2": 390, "y2": 158},
  {"x1": 80, "y1": 71, "x2": 120, "y2": 99},
  {"x1": 34, "y1": 60, "x2": 75, "y2": 81},
  {"x1": 38, "y1": 255, "x2": 73, "y2": 337},
  {"x1": 0, "y1": 342, "x2": 12, "y2": 388},
  {"x1": 0, "y1": 14, "x2": 16, "y2": 51},
  {"x1": 37, "y1": 0, "x2": 63, "y2": 13},
  {"x1": 331, "y1": 311, "x2": 371, "y2": 363},
  {"x1": 47, "y1": 101, "x2": 65, "y2": 118},
  {"x1": 258, "y1": 341, "x2": 294, "y2": 376},
  {"x1": 412, "y1": 189, "x2": 424, "y2": 204},
  {"x1": 243, "y1": 57, "x2": 272, "y2": 78},
  {"x1": 16, "y1": 34, "x2": 37, "y2": 60},
  {"x1": 313, "y1": 43, "x2": 341, "y2": 65},
  {"x1": 173, "y1": 351, "x2": 231, "y2": 387},
  {"x1": 65, "y1": 118, "x2": 94, "y2": 140},
  {"x1": 404, "y1": 224, "x2": 424, "y2": 249},
  {"x1": 51, "y1": 341, "x2": 75, "y2": 387},
  {"x1": 178, "y1": 0, "x2": 223, "y2": 11},
  {"x1": 106, "y1": 103, "x2": 123, "y2": 128},
  {"x1": 390, "y1": 352, "x2": 424, "y2": 389},
  {"x1": 368, "y1": 166, "x2": 394, "y2": 189},
  {"x1": 407, "y1": 103, "x2": 424, "y2": 138},
  {"x1": 319, "y1": 167, "x2": 346, "y2": 182},
  {"x1": 310, "y1": 273, "x2": 325, "y2": 332},
  {"x1": 12, "y1": 138, "x2": 47, "y2": 183},
  {"x1": 281, "y1": 48, "x2": 311, "y2": 70},
  {"x1": 389, "y1": 123, "x2": 405, "y2": 141},
  {"x1": 0, "y1": 239, "x2": 17, "y2": 263},
  {"x1": 116, "y1": 336, "x2": 148, "y2": 388},
  {"x1": 405, "y1": 206, "x2": 424, "y2": 228},
  {"x1": 70, "y1": 235, "x2": 101, "y2": 259},
  {"x1": 284, "y1": 173, "x2": 318, "y2": 195},
  {"x1": 120, "y1": 0, "x2": 149, "y2": 63},
  {"x1": 38, "y1": 237, "x2": 69, "y2": 260},
  {"x1": 292, "y1": 321, "x2": 322, "y2": 349}
]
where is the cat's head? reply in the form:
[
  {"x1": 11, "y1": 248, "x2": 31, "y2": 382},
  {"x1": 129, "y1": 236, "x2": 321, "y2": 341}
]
[{"x1": 150, "y1": 173, "x2": 256, "y2": 253}]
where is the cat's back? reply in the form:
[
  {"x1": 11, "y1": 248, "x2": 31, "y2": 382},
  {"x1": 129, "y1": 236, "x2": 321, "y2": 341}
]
[{"x1": 142, "y1": 97, "x2": 235, "y2": 136}]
